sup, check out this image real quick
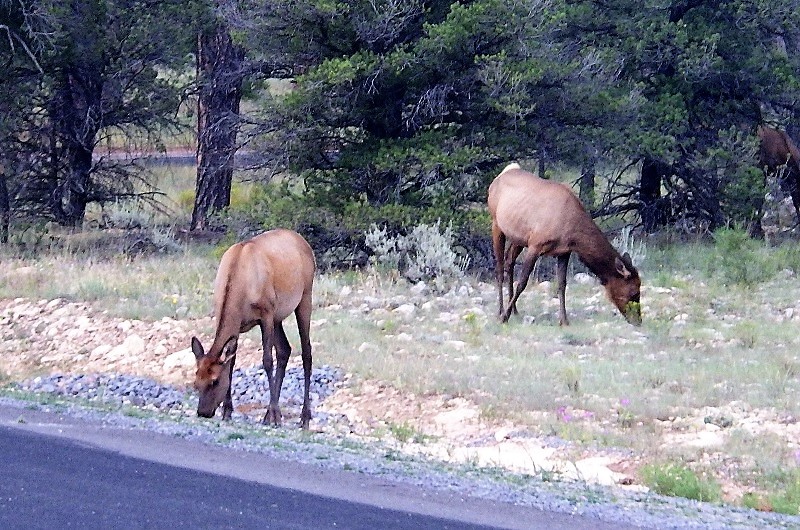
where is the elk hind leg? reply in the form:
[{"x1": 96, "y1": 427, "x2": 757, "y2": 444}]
[
  {"x1": 259, "y1": 319, "x2": 281, "y2": 426},
  {"x1": 267, "y1": 322, "x2": 293, "y2": 427},
  {"x1": 506, "y1": 244, "x2": 523, "y2": 315}
]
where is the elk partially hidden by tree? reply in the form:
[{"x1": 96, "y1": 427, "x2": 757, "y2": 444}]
[
  {"x1": 488, "y1": 163, "x2": 641, "y2": 326},
  {"x1": 191, "y1": 229, "x2": 316, "y2": 429},
  {"x1": 758, "y1": 125, "x2": 800, "y2": 223}
]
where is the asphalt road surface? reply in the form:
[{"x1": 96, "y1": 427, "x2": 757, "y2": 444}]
[{"x1": 0, "y1": 405, "x2": 641, "y2": 529}]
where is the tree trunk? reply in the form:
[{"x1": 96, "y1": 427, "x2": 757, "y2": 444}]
[
  {"x1": 191, "y1": 22, "x2": 245, "y2": 231},
  {"x1": 640, "y1": 157, "x2": 669, "y2": 232},
  {"x1": 49, "y1": 69, "x2": 101, "y2": 228},
  {"x1": 0, "y1": 167, "x2": 9, "y2": 244},
  {"x1": 579, "y1": 161, "x2": 595, "y2": 210},
  {"x1": 60, "y1": 143, "x2": 92, "y2": 227}
]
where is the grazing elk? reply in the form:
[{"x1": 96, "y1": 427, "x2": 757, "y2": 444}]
[
  {"x1": 191, "y1": 229, "x2": 316, "y2": 429},
  {"x1": 758, "y1": 125, "x2": 800, "y2": 222},
  {"x1": 488, "y1": 163, "x2": 641, "y2": 326}
]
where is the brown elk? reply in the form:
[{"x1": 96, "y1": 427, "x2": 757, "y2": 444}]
[
  {"x1": 191, "y1": 229, "x2": 316, "y2": 429},
  {"x1": 758, "y1": 125, "x2": 800, "y2": 221},
  {"x1": 488, "y1": 163, "x2": 641, "y2": 326}
]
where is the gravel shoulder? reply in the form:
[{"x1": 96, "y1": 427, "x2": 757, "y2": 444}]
[{"x1": 2, "y1": 377, "x2": 797, "y2": 529}]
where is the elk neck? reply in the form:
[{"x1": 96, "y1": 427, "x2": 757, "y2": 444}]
[{"x1": 569, "y1": 223, "x2": 621, "y2": 285}]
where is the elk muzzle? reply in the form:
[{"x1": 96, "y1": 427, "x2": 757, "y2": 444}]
[{"x1": 624, "y1": 301, "x2": 642, "y2": 326}]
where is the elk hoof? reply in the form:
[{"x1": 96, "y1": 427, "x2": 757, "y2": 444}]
[{"x1": 262, "y1": 407, "x2": 282, "y2": 426}]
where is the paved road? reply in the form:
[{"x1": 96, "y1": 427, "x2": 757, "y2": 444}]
[{"x1": 0, "y1": 405, "x2": 641, "y2": 529}]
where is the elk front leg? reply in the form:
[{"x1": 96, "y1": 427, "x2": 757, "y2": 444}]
[
  {"x1": 492, "y1": 224, "x2": 507, "y2": 318},
  {"x1": 221, "y1": 347, "x2": 236, "y2": 420},
  {"x1": 503, "y1": 251, "x2": 538, "y2": 323},
  {"x1": 556, "y1": 253, "x2": 571, "y2": 326}
]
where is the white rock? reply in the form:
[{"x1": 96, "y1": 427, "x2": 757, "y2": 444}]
[
  {"x1": 90, "y1": 344, "x2": 113, "y2": 360},
  {"x1": 393, "y1": 303, "x2": 416, "y2": 317},
  {"x1": 106, "y1": 334, "x2": 145, "y2": 361},
  {"x1": 494, "y1": 427, "x2": 513, "y2": 442},
  {"x1": 437, "y1": 312, "x2": 458, "y2": 323},
  {"x1": 45, "y1": 299, "x2": 63, "y2": 310},
  {"x1": 410, "y1": 281, "x2": 428, "y2": 295},
  {"x1": 163, "y1": 348, "x2": 196, "y2": 371},
  {"x1": 445, "y1": 340, "x2": 466, "y2": 351}
]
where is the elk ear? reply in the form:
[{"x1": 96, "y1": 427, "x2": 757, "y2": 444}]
[
  {"x1": 615, "y1": 256, "x2": 632, "y2": 279},
  {"x1": 621, "y1": 252, "x2": 633, "y2": 266},
  {"x1": 218, "y1": 336, "x2": 238, "y2": 364},
  {"x1": 191, "y1": 337, "x2": 205, "y2": 361}
]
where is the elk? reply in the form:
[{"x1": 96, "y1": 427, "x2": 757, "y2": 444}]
[
  {"x1": 488, "y1": 163, "x2": 641, "y2": 326},
  {"x1": 191, "y1": 229, "x2": 316, "y2": 429},
  {"x1": 758, "y1": 125, "x2": 800, "y2": 222}
]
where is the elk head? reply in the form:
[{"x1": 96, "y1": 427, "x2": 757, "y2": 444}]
[
  {"x1": 192, "y1": 336, "x2": 237, "y2": 418},
  {"x1": 604, "y1": 253, "x2": 642, "y2": 326}
]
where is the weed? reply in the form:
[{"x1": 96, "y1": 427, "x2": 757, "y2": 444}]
[
  {"x1": 122, "y1": 407, "x2": 150, "y2": 419},
  {"x1": 222, "y1": 432, "x2": 246, "y2": 442},
  {"x1": 388, "y1": 422, "x2": 430, "y2": 444},
  {"x1": 731, "y1": 322, "x2": 758, "y2": 348},
  {"x1": 640, "y1": 463, "x2": 722, "y2": 502},
  {"x1": 742, "y1": 472, "x2": 800, "y2": 515},
  {"x1": 616, "y1": 398, "x2": 634, "y2": 429},
  {"x1": 562, "y1": 365, "x2": 581, "y2": 395}
]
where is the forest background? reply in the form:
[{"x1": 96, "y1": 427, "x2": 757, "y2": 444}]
[{"x1": 2, "y1": 0, "x2": 800, "y2": 256}]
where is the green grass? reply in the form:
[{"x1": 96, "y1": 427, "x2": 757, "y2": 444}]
[{"x1": 742, "y1": 476, "x2": 800, "y2": 515}]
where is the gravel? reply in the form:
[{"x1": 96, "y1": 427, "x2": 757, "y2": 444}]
[
  {"x1": 18, "y1": 365, "x2": 345, "y2": 422},
  {"x1": 8, "y1": 369, "x2": 799, "y2": 530}
]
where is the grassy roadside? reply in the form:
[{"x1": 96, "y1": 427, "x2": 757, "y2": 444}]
[{"x1": 2, "y1": 233, "x2": 800, "y2": 514}]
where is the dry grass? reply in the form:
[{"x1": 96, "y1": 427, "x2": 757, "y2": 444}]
[{"x1": 2, "y1": 224, "x2": 800, "y2": 509}]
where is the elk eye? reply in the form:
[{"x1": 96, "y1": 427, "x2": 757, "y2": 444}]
[{"x1": 211, "y1": 379, "x2": 220, "y2": 388}]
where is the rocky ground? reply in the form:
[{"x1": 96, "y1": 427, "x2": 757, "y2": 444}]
[{"x1": 1, "y1": 284, "x2": 800, "y2": 528}]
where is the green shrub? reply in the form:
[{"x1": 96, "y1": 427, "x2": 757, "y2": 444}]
[
  {"x1": 709, "y1": 228, "x2": 774, "y2": 286},
  {"x1": 640, "y1": 463, "x2": 722, "y2": 502},
  {"x1": 218, "y1": 182, "x2": 493, "y2": 273}
]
